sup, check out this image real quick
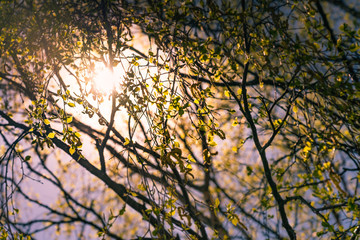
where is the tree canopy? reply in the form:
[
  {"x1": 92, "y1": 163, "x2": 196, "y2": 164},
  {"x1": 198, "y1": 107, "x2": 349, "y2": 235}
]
[{"x1": 1, "y1": 0, "x2": 360, "y2": 239}]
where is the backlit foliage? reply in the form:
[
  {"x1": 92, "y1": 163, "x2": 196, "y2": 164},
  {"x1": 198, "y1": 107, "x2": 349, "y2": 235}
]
[{"x1": 1, "y1": 0, "x2": 360, "y2": 239}]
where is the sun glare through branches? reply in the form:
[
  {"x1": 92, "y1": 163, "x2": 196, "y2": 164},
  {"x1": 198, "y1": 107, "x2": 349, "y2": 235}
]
[{"x1": 92, "y1": 64, "x2": 124, "y2": 94}]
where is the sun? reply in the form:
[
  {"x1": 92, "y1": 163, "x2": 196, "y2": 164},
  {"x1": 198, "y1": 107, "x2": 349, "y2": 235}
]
[{"x1": 92, "y1": 64, "x2": 123, "y2": 94}]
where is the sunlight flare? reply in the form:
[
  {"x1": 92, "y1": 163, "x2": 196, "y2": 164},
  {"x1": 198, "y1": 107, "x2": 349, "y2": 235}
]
[{"x1": 92, "y1": 64, "x2": 123, "y2": 93}]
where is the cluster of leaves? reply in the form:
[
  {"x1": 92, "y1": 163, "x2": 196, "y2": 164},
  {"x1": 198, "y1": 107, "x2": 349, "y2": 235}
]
[{"x1": 0, "y1": 0, "x2": 360, "y2": 239}]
